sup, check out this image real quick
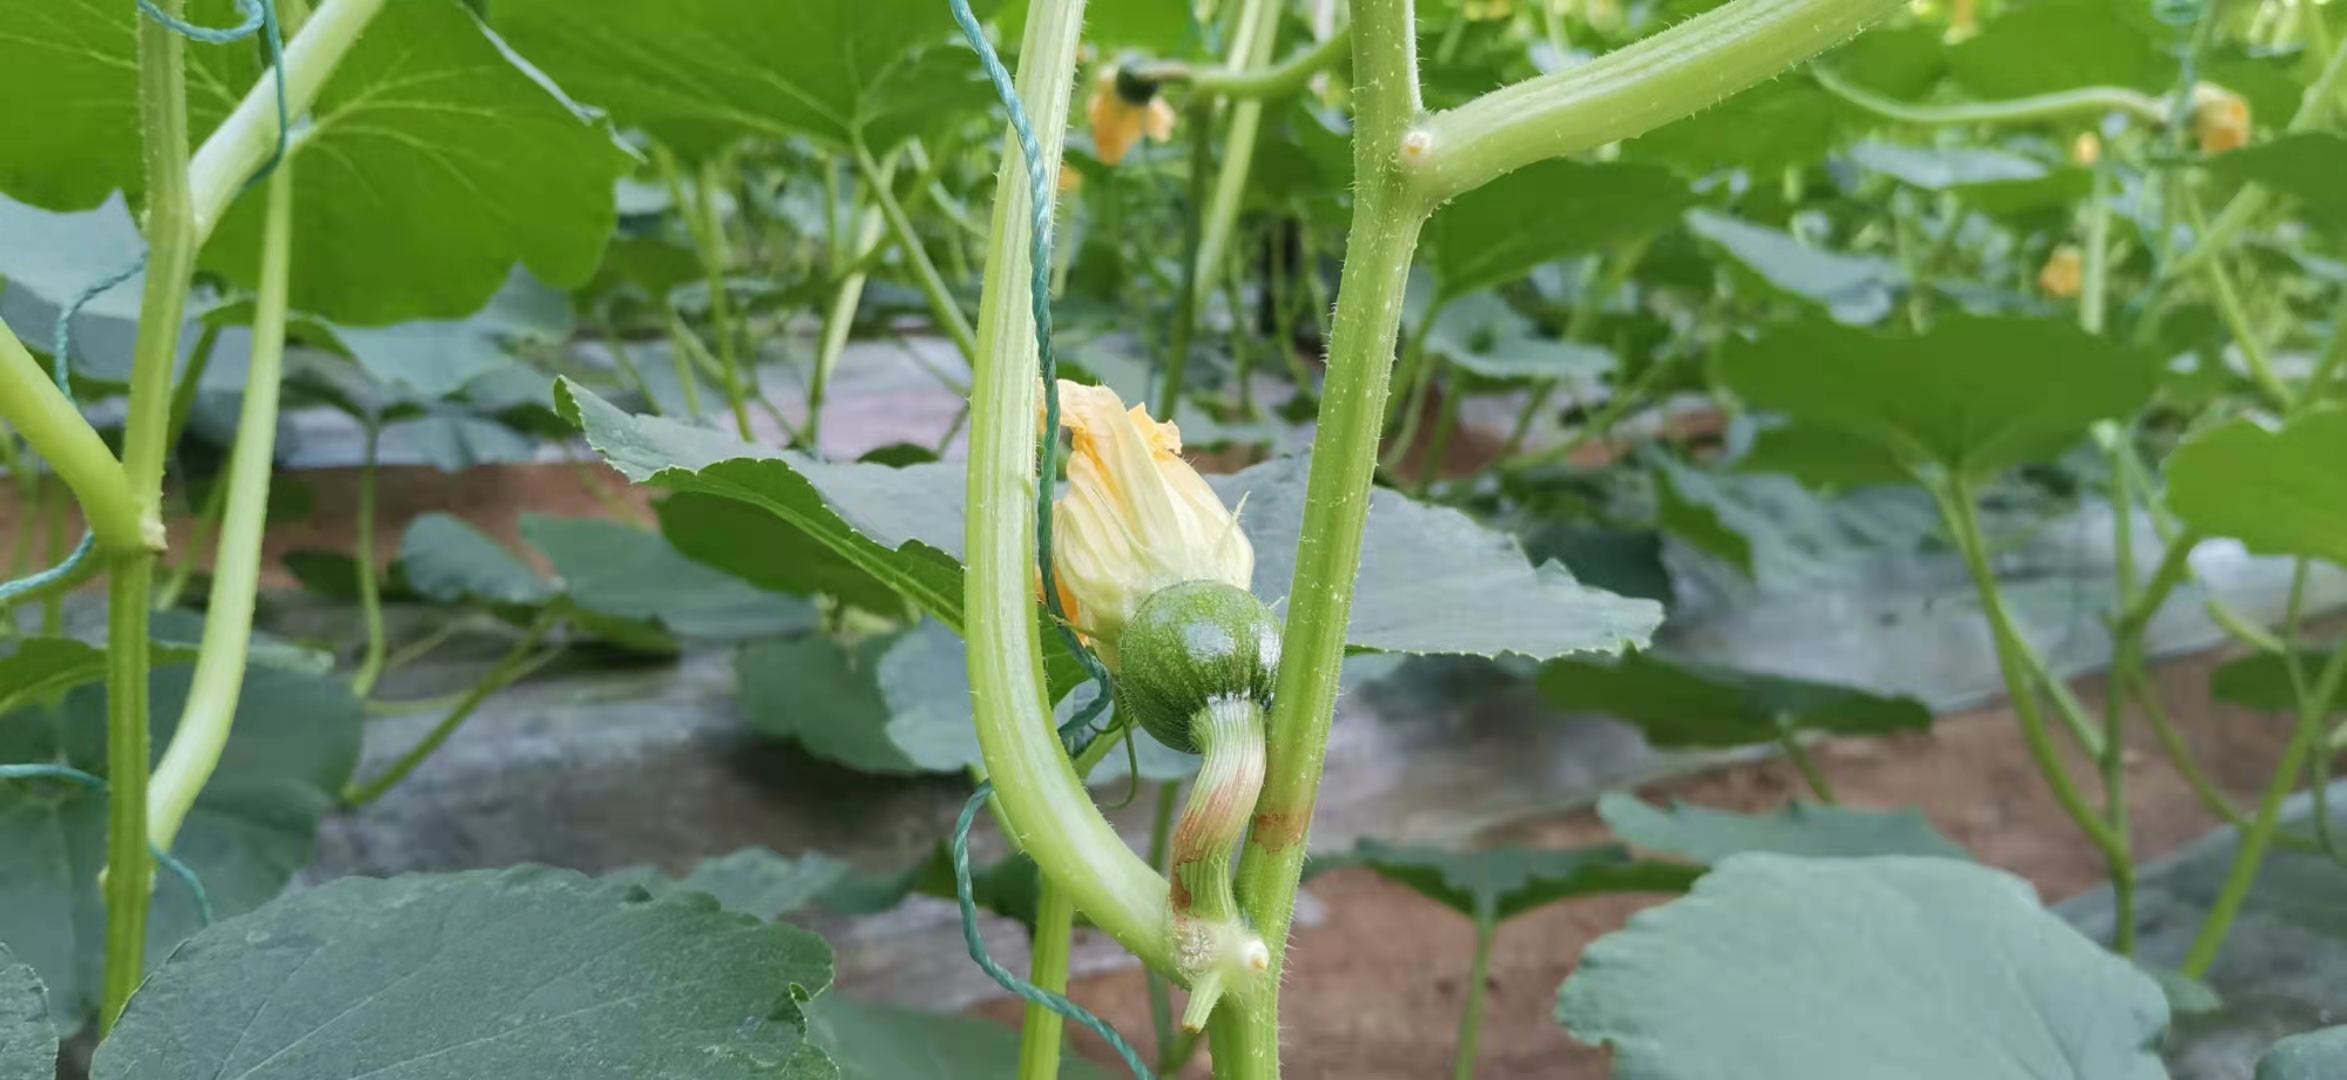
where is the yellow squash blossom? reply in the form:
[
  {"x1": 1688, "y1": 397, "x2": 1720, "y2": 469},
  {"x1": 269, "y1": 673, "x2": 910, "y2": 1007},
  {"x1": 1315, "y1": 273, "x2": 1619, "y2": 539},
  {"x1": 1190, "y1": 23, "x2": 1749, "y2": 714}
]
[
  {"x1": 1047, "y1": 380, "x2": 1252, "y2": 668},
  {"x1": 1088, "y1": 68, "x2": 1177, "y2": 167},
  {"x1": 2039, "y1": 245, "x2": 2084, "y2": 299},
  {"x1": 2191, "y1": 84, "x2": 2250, "y2": 155}
]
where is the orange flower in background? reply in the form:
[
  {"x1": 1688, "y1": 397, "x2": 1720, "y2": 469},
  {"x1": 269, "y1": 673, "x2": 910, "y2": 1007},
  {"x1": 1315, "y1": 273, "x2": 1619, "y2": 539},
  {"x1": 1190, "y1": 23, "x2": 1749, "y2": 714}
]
[
  {"x1": 2192, "y1": 84, "x2": 2250, "y2": 155},
  {"x1": 1088, "y1": 68, "x2": 1177, "y2": 167},
  {"x1": 1045, "y1": 381, "x2": 1253, "y2": 668},
  {"x1": 2039, "y1": 245, "x2": 2084, "y2": 299}
]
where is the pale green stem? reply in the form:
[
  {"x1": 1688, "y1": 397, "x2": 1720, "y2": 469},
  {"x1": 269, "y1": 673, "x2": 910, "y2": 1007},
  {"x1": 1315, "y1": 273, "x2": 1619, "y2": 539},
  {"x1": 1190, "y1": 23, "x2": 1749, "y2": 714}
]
[
  {"x1": 148, "y1": 164, "x2": 294, "y2": 854},
  {"x1": 659, "y1": 151, "x2": 754, "y2": 440},
  {"x1": 1173, "y1": 700, "x2": 1270, "y2": 1033},
  {"x1": 812, "y1": 162, "x2": 891, "y2": 451},
  {"x1": 2190, "y1": 196, "x2": 2293, "y2": 409},
  {"x1": 1451, "y1": 915, "x2": 1497, "y2": 1080},
  {"x1": 1142, "y1": 25, "x2": 1352, "y2": 98},
  {"x1": 1189, "y1": 0, "x2": 1284, "y2": 348},
  {"x1": 1776, "y1": 723, "x2": 1837, "y2": 803},
  {"x1": 963, "y1": 0, "x2": 1175, "y2": 976},
  {"x1": 342, "y1": 614, "x2": 561, "y2": 807},
  {"x1": 1935, "y1": 477, "x2": 2127, "y2": 868},
  {"x1": 1016, "y1": 883, "x2": 1076, "y2": 1080},
  {"x1": 1409, "y1": 0, "x2": 1907, "y2": 203},
  {"x1": 854, "y1": 141, "x2": 982, "y2": 363},
  {"x1": 187, "y1": 0, "x2": 386, "y2": 245},
  {"x1": 2182, "y1": 638, "x2": 2347, "y2": 976},
  {"x1": 0, "y1": 321, "x2": 147, "y2": 554},
  {"x1": 661, "y1": 303, "x2": 709, "y2": 422},
  {"x1": 1814, "y1": 64, "x2": 2167, "y2": 126},
  {"x1": 349, "y1": 428, "x2": 387, "y2": 699}
]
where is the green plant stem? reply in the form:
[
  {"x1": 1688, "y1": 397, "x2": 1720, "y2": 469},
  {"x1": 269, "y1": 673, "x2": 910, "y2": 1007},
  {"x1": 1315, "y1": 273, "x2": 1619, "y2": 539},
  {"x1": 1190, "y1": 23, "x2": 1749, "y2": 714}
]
[
  {"x1": 658, "y1": 149, "x2": 754, "y2": 440},
  {"x1": 1497, "y1": 239, "x2": 1650, "y2": 460},
  {"x1": 661, "y1": 303, "x2": 709, "y2": 422},
  {"x1": 101, "y1": 1, "x2": 205, "y2": 1032},
  {"x1": 1777, "y1": 725, "x2": 1838, "y2": 803},
  {"x1": 811, "y1": 166, "x2": 889, "y2": 452},
  {"x1": 186, "y1": 0, "x2": 384, "y2": 244},
  {"x1": 342, "y1": 613, "x2": 561, "y2": 807},
  {"x1": 2182, "y1": 638, "x2": 2347, "y2": 976},
  {"x1": 1409, "y1": 0, "x2": 1906, "y2": 204},
  {"x1": 2082, "y1": 169, "x2": 2113, "y2": 336},
  {"x1": 962, "y1": 0, "x2": 1175, "y2": 977},
  {"x1": 1160, "y1": 100, "x2": 1215, "y2": 413},
  {"x1": 1189, "y1": 0, "x2": 1284, "y2": 347},
  {"x1": 1141, "y1": 24, "x2": 1353, "y2": 98},
  {"x1": 148, "y1": 164, "x2": 294, "y2": 854},
  {"x1": 2099, "y1": 434, "x2": 2138, "y2": 955},
  {"x1": 1016, "y1": 882, "x2": 1076, "y2": 1080},
  {"x1": 1496, "y1": 352, "x2": 1677, "y2": 475},
  {"x1": 349, "y1": 428, "x2": 387, "y2": 699},
  {"x1": 1934, "y1": 477, "x2": 2127, "y2": 868},
  {"x1": 162, "y1": 322, "x2": 223, "y2": 455},
  {"x1": 1451, "y1": 916, "x2": 1497, "y2": 1080},
  {"x1": 1813, "y1": 64, "x2": 2168, "y2": 126},
  {"x1": 1220, "y1": 1, "x2": 1427, "y2": 1073},
  {"x1": 2189, "y1": 202, "x2": 2293, "y2": 410},
  {"x1": 154, "y1": 466, "x2": 225, "y2": 611},
  {"x1": 854, "y1": 142, "x2": 982, "y2": 363},
  {"x1": 1172, "y1": 700, "x2": 1270, "y2": 1033},
  {"x1": 0, "y1": 316, "x2": 146, "y2": 554}
]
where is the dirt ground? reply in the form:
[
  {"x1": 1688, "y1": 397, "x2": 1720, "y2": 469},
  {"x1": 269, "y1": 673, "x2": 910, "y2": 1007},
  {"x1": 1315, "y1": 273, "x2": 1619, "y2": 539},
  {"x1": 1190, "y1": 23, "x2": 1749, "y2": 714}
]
[{"x1": 981, "y1": 647, "x2": 2304, "y2": 1078}]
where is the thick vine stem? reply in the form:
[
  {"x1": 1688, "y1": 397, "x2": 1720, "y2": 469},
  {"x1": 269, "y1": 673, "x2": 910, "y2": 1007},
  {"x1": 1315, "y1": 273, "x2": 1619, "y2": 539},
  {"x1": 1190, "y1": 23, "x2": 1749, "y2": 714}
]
[
  {"x1": 148, "y1": 163, "x2": 294, "y2": 852},
  {"x1": 1171, "y1": 698, "x2": 1272, "y2": 1032},
  {"x1": 0, "y1": 321, "x2": 149, "y2": 554},
  {"x1": 187, "y1": 0, "x2": 386, "y2": 244},
  {"x1": 1136, "y1": 25, "x2": 1352, "y2": 100},
  {"x1": 1408, "y1": 0, "x2": 1905, "y2": 204},
  {"x1": 962, "y1": 0, "x2": 1176, "y2": 975}
]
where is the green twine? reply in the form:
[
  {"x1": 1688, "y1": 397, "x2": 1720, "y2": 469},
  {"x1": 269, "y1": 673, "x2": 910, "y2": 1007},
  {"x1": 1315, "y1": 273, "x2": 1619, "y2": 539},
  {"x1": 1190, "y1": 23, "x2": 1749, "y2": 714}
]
[
  {"x1": 942, "y1": 3, "x2": 1162, "y2": 1076},
  {"x1": 955, "y1": 783, "x2": 1157, "y2": 1079},
  {"x1": 0, "y1": 764, "x2": 214, "y2": 924}
]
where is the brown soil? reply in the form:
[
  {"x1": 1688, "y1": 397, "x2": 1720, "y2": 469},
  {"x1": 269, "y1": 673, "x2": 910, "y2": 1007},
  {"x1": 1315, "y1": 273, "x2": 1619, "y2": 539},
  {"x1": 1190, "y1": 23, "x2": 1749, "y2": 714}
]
[{"x1": 985, "y1": 649, "x2": 2306, "y2": 1078}]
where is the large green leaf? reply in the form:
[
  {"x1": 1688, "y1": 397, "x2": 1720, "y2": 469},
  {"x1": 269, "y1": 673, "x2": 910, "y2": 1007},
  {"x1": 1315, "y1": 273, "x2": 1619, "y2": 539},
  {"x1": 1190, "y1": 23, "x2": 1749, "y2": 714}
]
[
  {"x1": 0, "y1": 638, "x2": 110, "y2": 716},
  {"x1": 807, "y1": 996, "x2": 1110, "y2": 1080},
  {"x1": 1948, "y1": 0, "x2": 2172, "y2": 99},
  {"x1": 738, "y1": 635, "x2": 919, "y2": 775},
  {"x1": 0, "y1": 0, "x2": 626, "y2": 322},
  {"x1": 1684, "y1": 210, "x2": 1905, "y2": 325},
  {"x1": 1212, "y1": 456, "x2": 1662, "y2": 659},
  {"x1": 1332, "y1": 838, "x2": 1697, "y2": 922},
  {"x1": 2259, "y1": 1026, "x2": 2347, "y2": 1080},
  {"x1": 0, "y1": 665, "x2": 362, "y2": 1029},
  {"x1": 520, "y1": 514, "x2": 816, "y2": 641},
  {"x1": 398, "y1": 513, "x2": 557, "y2": 608},
  {"x1": 1628, "y1": 81, "x2": 1852, "y2": 176},
  {"x1": 89, "y1": 867, "x2": 835, "y2": 1079},
  {"x1": 1596, "y1": 792, "x2": 1972, "y2": 863},
  {"x1": 2168, "y1": 410, "x2": 2347, "y2": 567},
  {"x1": 491, "y1": 0, "x2": 981, "y2": 155},
  {"x1": 323, "y1": 273, "x2": 573, "y2": 400},
  {"x1": 1540, "y1": 651, "x2": 1930, "y2": 748},
  {"x1": 1421, "y1": 292, "x2": 1616, "y2": 388},
  {"x1": 657, "y1": 494, "x2": 916, "y2": 618},
  {"x1": 0, "y1": 945, "x2": 50, "y2": 1080},
  {"x1": 1718, "y1": 314, "x2": 2157, "y2": 476},
  {"x1": 566, "y1": 381, "x2": 1663, "y2": 662},
  {"x1": 1424, "y1": 160, "x2": 1692, "y2": 298},
  {"x1": 1558, "y1": 855, "x2": 2171, "y2": 1080},
  {"x1": 2207, "y1": 133, "x2": 2347, "y2": 239}
]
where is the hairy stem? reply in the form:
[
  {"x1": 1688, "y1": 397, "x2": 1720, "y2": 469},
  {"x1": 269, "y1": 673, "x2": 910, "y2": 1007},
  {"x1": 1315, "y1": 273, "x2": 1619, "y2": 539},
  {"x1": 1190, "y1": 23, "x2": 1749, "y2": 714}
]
[
  {"x1": 1814, "y1": 65, "x2": 2167, "y2": 126},
  {"x1": 855, "y1": 141, "x2": 982, "y2": 364},
  {"x1": 1015, "y1": 882, "x2": 1076, "y2": 1080},
  {"x1": 187, "y1": 0, "x2": 385, "y2": 243},
  {"x1": 1410, "y1": 0, "x2": 1905, "y2": 203},
  {"x1": 0, "y1": 322, "x2": 146, "y2": 554}
]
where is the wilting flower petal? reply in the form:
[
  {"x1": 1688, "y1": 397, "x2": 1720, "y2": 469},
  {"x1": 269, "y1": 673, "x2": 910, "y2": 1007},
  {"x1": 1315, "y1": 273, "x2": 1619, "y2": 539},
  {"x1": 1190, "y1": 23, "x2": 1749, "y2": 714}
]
[{"x1": 1088, "y1": 68, "x2": 1177, "y2": 167}]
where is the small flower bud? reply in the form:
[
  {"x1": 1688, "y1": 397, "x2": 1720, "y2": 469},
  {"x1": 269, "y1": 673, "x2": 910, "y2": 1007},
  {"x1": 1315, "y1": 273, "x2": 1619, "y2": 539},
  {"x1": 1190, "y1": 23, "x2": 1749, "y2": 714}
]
[
  {"x1": 1114, "y1": 581, "x2": 1281, "y2": 753},
  {"x1": 2039, "y1": 245, "x2": 2084, "y2": 299},
  {"x1": 2191, "y1": 84, "x2": 2250, "y2": 155},
  {"x1": 2070, "y1": 132, "x2": 2101, "y2": 166}
]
